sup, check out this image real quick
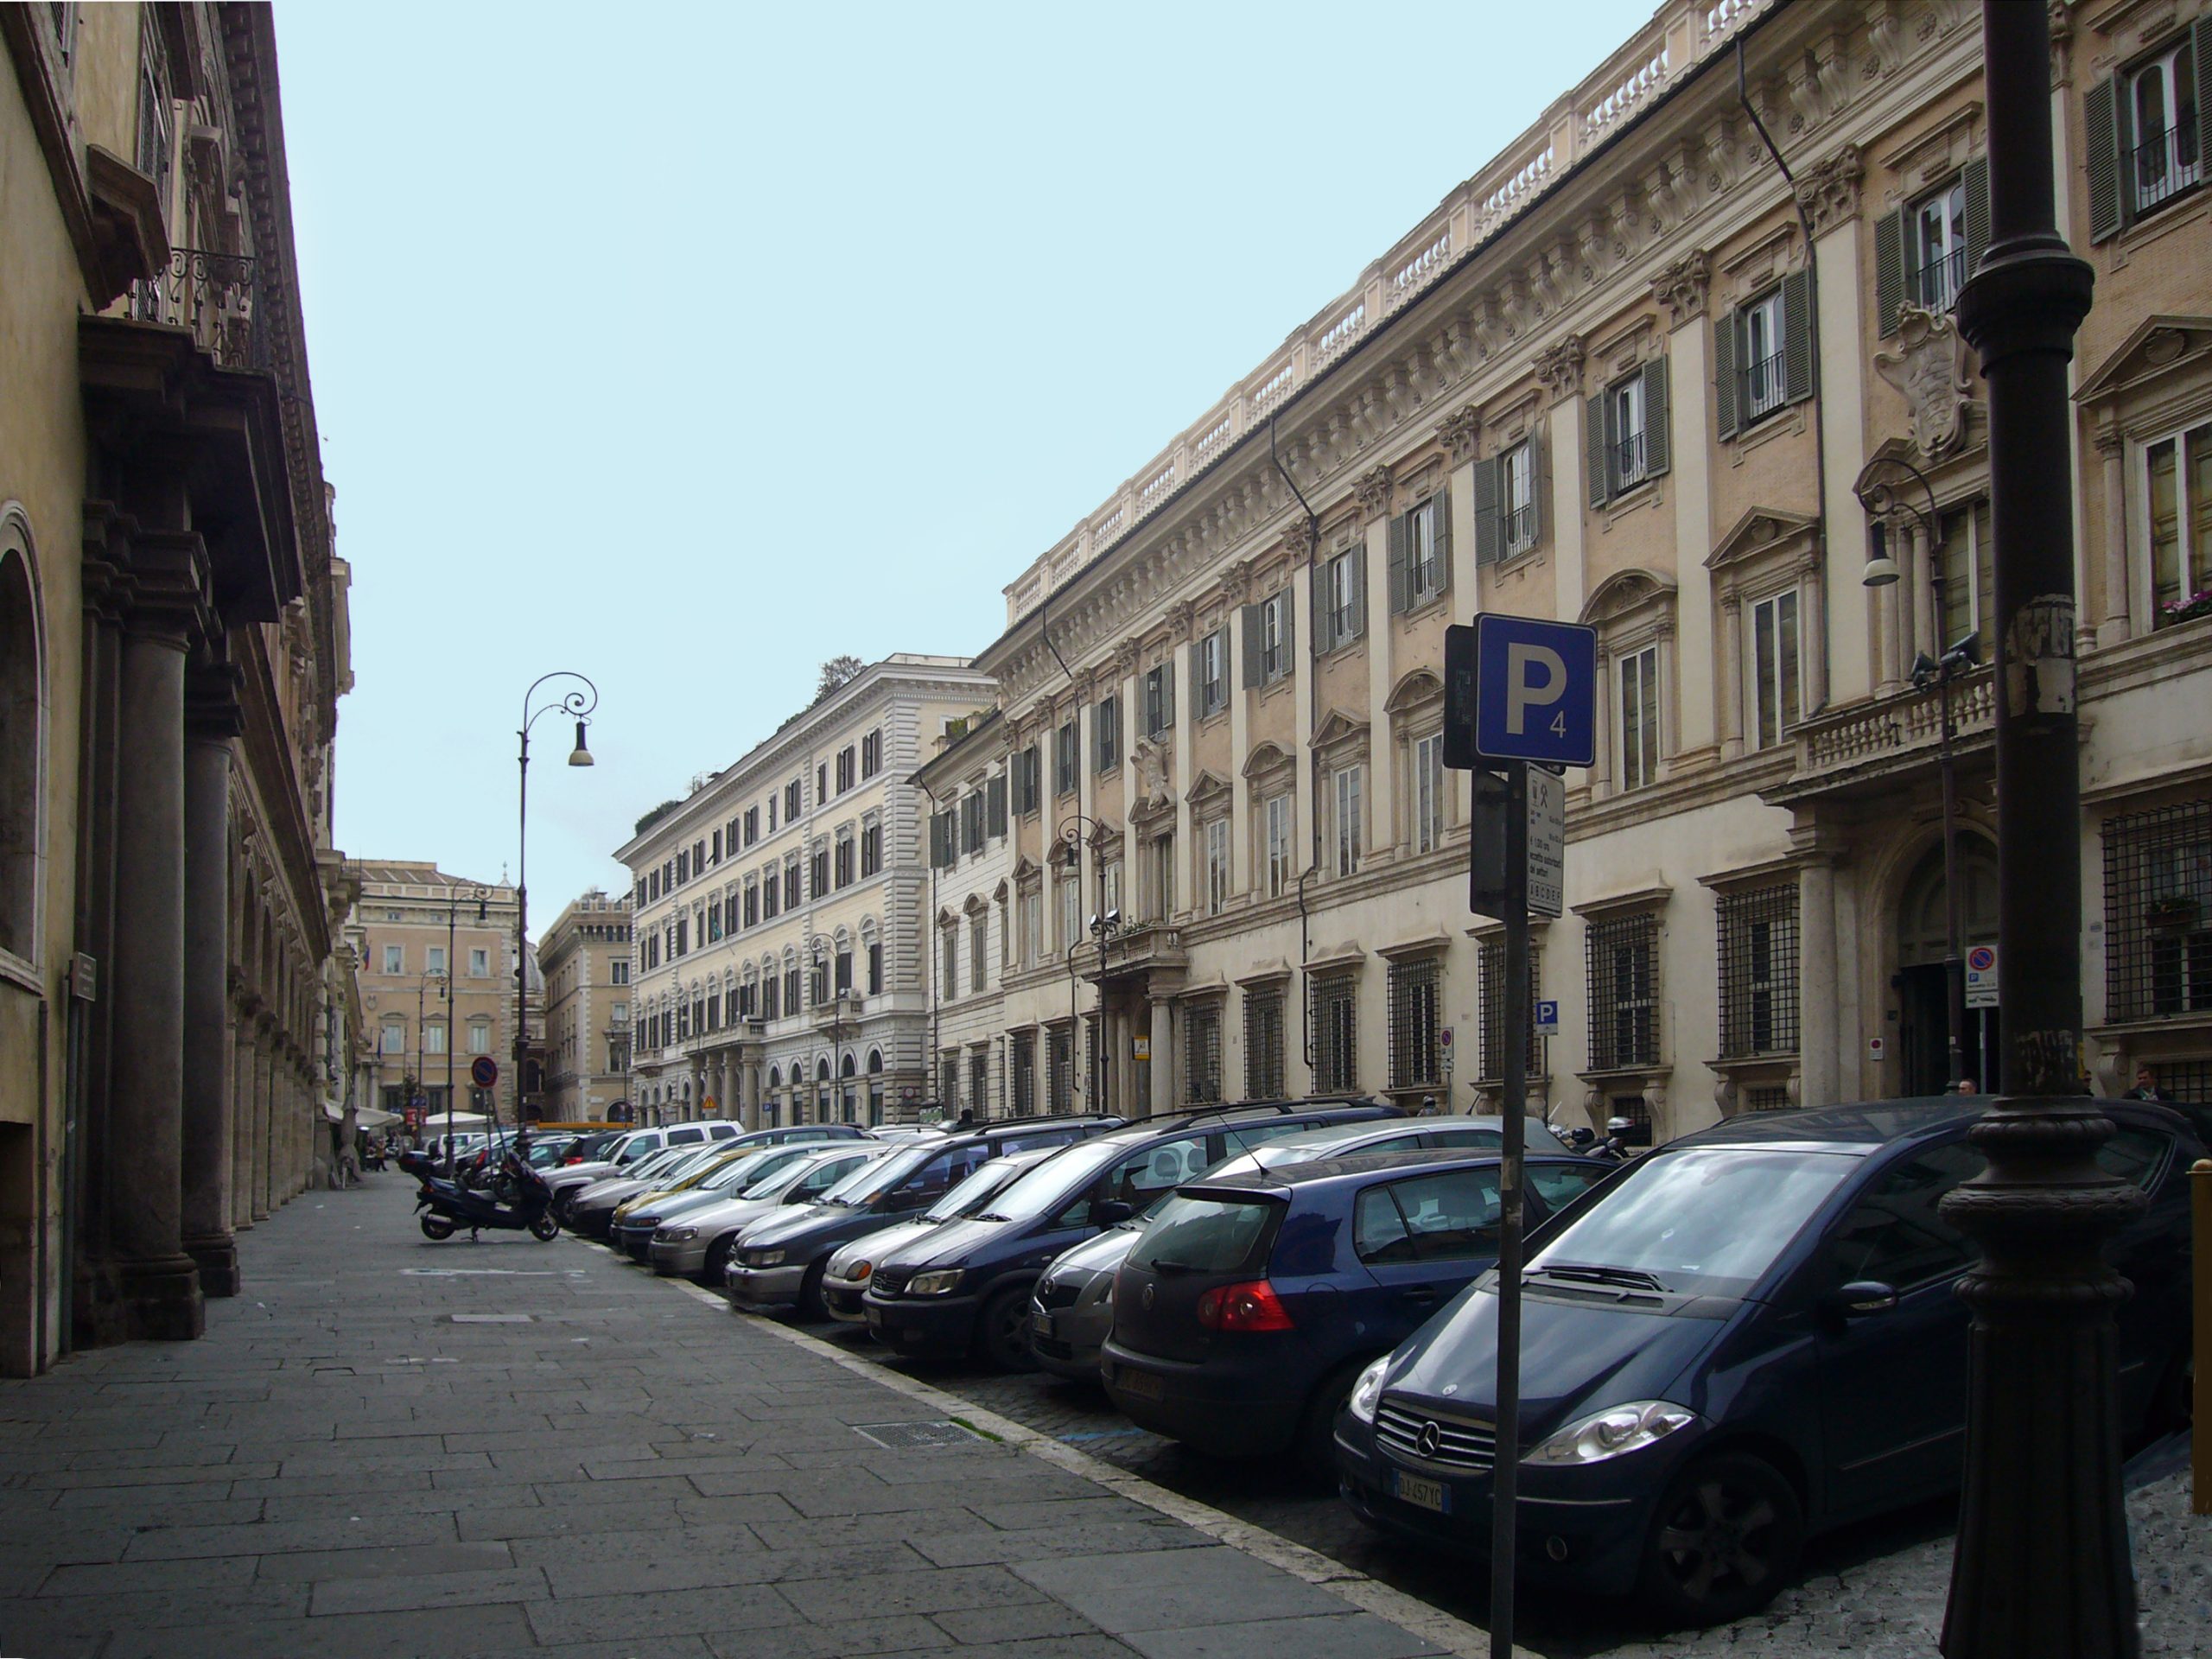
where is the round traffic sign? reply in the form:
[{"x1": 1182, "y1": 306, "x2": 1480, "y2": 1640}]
[
  {"x1": 470, "y1": 1055, "x2": 499, "y2": 1089},
  {"x1": 1967, "y1": 946, "x2": 1996, "y2": 973}
]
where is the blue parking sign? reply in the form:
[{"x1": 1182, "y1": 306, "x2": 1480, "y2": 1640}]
[
  {"x1": 1473, "y1": 613, "x2": 1598, "y2": 767},
  {"x1": 1534, "y1": 1000, "x2": 1560, "y2": 1034}
]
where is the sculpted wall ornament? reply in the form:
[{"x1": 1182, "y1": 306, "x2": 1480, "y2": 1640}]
[
  {"x1": 1649, "y1": 249, "x2": 1711, "y2": 327},
  {"x1": 1873, "y1": 303, "x2": 1974, "y2": 459},
  {"x1": 1793, "y1": 143, "x2": 1863, "y2": 235},
  {"x1": 1436, "y1": 405, "x2": 1482, "y2": 465},
  {"x1": 1131, "y1": 738, "x2": 1173, "y2": 813},
  {"x1": 1355, "y1": 465, "x2": 1395, "y2": 520},
  {"x1": 1532, "y1": 334, "x2": 1586, "y2": 402}
]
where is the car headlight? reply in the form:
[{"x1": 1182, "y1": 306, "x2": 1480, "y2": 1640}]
[
  {"x1": 749, "y1": 1249, "x2": 785, "y2": 1268},
  {"x1": 662, "y1": 1227, "x2": 696, "y2": 1243},
  {"x1": 1348, "y1": 1357, "x2": 1389, "y2": 1425},
  {"x1": 1527, "y1": 1401, "x2": 1695, "y2": 1465},
  {"x1": 907, "y1": 1268, "x2": 963, "y2": 1296},
  {"x1": 631, "y1": 1215, "x2": 658, "y2": 1229},
  {"x1": 846, "y1": 1260, "x2": 873, "y2": 1282}
]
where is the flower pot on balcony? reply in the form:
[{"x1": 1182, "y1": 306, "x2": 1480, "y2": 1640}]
[{"x1": 2143, "y1": 896, "x2": 2202, "y2": 935}]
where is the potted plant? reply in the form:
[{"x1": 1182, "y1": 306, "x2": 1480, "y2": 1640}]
[
  {"x1": 2143, "y1": 894, "x2": 2202, "y2": 933},
  {"x1": 2157, "y1": 588, "x2": 2212, "y2": 626}
]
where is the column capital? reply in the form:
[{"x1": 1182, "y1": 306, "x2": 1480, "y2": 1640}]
[
  {"x1": 1354, "y1": 464, "x2": 1395, "y2": 521},
  {"x1": 1792, "y1": 143, "x2": 1864, "y2": 238},
  {"x1": 1649, "y1": 249, "x2": 1712, "y2": 328},
  {"x1": 122, "y1": 529, "x2": 215, "y2": 650},
  {"x1": 1435, "y1": 405, "x2": 1481, "y2": 466},
  {"x1": 187, "y1": 650, "x2": 246, "y2": 742},
  {"x1": 1531, "y1": 334, "x2": 1586, "y2": 403}
]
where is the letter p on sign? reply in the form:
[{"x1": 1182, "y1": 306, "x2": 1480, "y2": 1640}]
[{"x1": 1505, "y1": 644, "x2": 1566, "y2": 735}]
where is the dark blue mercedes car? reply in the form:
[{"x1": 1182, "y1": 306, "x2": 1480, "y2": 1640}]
[{"x1": 1332, "y1": 1096, "x2": 2199, "y2": 1627}]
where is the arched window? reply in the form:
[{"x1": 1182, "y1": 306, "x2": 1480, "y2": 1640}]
[{"x1": 0, "y1": 514, "x2": 46, "y2": 964}]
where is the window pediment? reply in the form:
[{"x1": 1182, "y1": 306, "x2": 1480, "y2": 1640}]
[
  {"x1": 1243, "y1": 741, "x2": 1295, "y2": 784},
  {"x1": 1384, "y1": 669, "x2": 1445, "y2": 717},
  {"x1": 1186, "y1": 768, "x2": 1233, "y2": 813},
  {"x1": 1312, "y1": 708, "x2": 1370, "y2": 756},
  {"x1": 2074, "y1": 315, "x2": 2212, "y2": 407},
  {"x1": 1580, "y1": 568, "x2": 1678, "y2": 631}
]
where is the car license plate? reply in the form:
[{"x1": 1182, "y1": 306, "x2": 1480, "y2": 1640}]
[
  {"x1": 1032, "y1": 1308, "x2": 1053, "y2": 1338},
  {"x1": 1115, "y1": 1365, "x2": 1164, "y2": 1402},
  {"x1": 1389, "y1": 1468, "x2": 1451, "y2": 1514}
]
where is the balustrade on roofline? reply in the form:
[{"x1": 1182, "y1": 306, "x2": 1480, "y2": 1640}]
[{"x1": 1004, "y1": 0, "x2": 1775, "y2": 626}]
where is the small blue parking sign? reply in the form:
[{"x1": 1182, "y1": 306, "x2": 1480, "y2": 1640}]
[
  {"x1": 1473, "y1": 613, "x2": 1598, "y2": 767},
  {"x1": 1534, "y1": 999, "x2": 1560, "y2": 1034}
]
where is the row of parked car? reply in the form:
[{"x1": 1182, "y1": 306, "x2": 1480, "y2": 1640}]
[{"x1": 522, "y1": 1092, "x2": 2202, "y2": 1628}]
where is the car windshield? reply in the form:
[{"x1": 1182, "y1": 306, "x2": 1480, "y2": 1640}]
[
  {"x1": 822, "y1": 1143, "x2": 936, "y2": 1207},
  {"x1": 978, "y1": 1137, "x2": 1132, "y2": 1222},
  {"x1": 701, "y1": 1151, "x2": 780, "y2": 1192},
  {"x1": 1527, "y1": 1147, "x2": 1859, "y2": 1298},
  {"x1": 925, "y1": 1154, "x2": 1030, "y2": 1224},
  {"x1": 816, "y1": 1152, "x2": 892, "y2": 1203},
  {"x1": 738, "y1": 1154, "x2": 839, "y2": 1202}
]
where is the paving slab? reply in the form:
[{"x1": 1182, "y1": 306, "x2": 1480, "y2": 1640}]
[{"x1": 0, "y1": 1174, "x2": 1476, "y2": 1656}]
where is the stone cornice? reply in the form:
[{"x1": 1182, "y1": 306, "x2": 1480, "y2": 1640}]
[{"x1": 1793, "y1": 142, "x2": 1864, "y2": 236}]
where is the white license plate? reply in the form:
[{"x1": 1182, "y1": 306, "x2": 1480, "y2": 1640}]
[
  {"x1": 1115, "y1": 1365, "x2": 1164, "y2": 1402},
  {"x1": 1389, "y1": 1469, "x2": 1451, "y2": 1514},
  {"x1": 1032, "y1": 1308, "x2": 1053, "y2": 1338}
]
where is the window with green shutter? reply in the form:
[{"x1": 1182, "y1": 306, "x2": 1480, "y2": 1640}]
[
  {"x1": 1389, "y1": 495, "x2": 1449, "y2": 613},
  {"x1": 1719, "y1": 277, "x2": 1813, "y2": 441},
  {"x1": 2087, "y1": 26, "x2": 2210, "y2": 241},
  {"x1": 1875, "y1": 162, "x2": 1988, "y2": 335},
  {"x1": 1473, "y1": 437, "x2": 1541, "y2": 565}
]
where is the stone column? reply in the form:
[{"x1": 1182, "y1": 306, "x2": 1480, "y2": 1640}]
[
  {"x1": 1147, "y1": 997, "x2": 1173, "y2": 1120},
  {"x1": 251, "y1": 1020, "x2": 274, "y2": 1221},
  {"x1": 105, "y1": 573, "x2": 205, "y2": 1340},
  {"x1": 1875, "y1": 549, "x2": 1904, "y2": 697},
  {"x1": 1799, "y1": 551, "x2": 1830, "y2": 713},
  {"x1": 2094, "y1": 427, "x2": 2129, "y2": 645},
  {"x1": 229, "y1": 1008, "x2": 254, "y2": 1230},
  {"x1": 1797, "y1": 853, "x2": 1839, "y2": 1108},
  {"x1": 1716, "y1": 600, "x2": 1743, "y2": 760},
  {"x1": 180, "y1": 682, "x2": 239, "y2": 1295},
  {"x1": 1909, "y1": 522, "x2": 1937, "y2": 678},
  {"x1": 1592, "y1": 648, "x2": 1617, "y2": 787}
]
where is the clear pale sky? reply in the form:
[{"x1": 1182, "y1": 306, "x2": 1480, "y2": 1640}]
[{"x1": 281, "y1": 0, "x2": 1654, "y2": 936}]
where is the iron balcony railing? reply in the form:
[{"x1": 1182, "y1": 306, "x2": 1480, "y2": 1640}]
[
  {"x1": 127, "y1": 247, "x2": 269, "y2": 372},
  {"x1": 2132, "y1": 118, "x2": 2202, "y2": 217}
]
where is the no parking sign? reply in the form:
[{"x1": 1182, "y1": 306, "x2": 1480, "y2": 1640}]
[{"x1": 1965, "y1": 944, "x2": 1998, "y2": 1009}]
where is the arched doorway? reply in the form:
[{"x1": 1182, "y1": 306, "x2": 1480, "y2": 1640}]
[{"x1": 1896, "y1": 838, "x2": 1999, "y2": 1094}]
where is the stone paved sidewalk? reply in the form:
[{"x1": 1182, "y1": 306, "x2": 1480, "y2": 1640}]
[{"x1": 0, "y1": 1174, "x2": 1471, "y2": 1659}]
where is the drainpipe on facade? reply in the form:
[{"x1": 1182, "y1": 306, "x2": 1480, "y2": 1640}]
[
  {"x1": 1738, "y1": 39, "x2": 1831, "y2": 714},
  {"x1": 1271, "y1": 416, "x2": 1326, "y2": 1090},
  {"x1": 918, "y1": 779, "x2": 943, "y2": 1121}
]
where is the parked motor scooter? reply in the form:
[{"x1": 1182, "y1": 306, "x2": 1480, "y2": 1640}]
[{"x1": 416, "y1": 1156, "x2": 559, "y2": 1242}]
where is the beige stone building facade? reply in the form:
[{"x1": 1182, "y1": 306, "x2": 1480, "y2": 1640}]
[
  {"x1": 538, "y1": 888, "x2": 635, "y2": 1123},
  {"x1": 0, "y1": 3, "x2": 352, "y2": 1371},
  {"x1": 931, "y1": 0, "x2": 2212, "y2": 1136},
  {"x1": 345, "y1": 864, "x2": 521, "y2": 1126},
  {"x1": 617, "y1": 657, "x2": 996, "y2": 1127}
]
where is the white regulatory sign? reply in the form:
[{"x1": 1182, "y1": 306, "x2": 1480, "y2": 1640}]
[
  {"x1": 1526, "y1": 768, "x2": 1565, "y2": 919},
  {"x1": 1965, "y1": 943, "x2": 1998, "y2": 1010}
]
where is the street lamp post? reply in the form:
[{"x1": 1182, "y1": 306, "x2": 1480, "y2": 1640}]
[
  {"x1": 517, "y1": 672, "x2": 598, "y2": 1146},
  {"x1": 1942, "y1": 5, "x2": 2144, "y2": 1654},
  {"x1": 1055, "y1": 816, "x2": 1117, "y2": 1113},
  {"x1": 1859, "y1": 459, "x2": 1980, "y2": 1091}
]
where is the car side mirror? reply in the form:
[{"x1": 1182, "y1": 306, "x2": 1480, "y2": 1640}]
[
  {"x1": 1092, "y1": 1199, "x2": 1135, "y2": 1226},
  {"x1": 1826, "y1": 1280, "x2": 1899, "y2": 1319}
]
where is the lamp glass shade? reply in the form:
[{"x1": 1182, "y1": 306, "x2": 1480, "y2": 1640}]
[
  {"x1": 1860, "y1": 555, "x2": 1902, "y2": 588},
  {"x1": 567, "y1": 720, "x2": 594, "y2": 766}
]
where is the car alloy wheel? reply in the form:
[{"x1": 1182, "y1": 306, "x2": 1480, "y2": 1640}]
[
  {"x1": 1638, "y1": 1452, "x2": 1803, "y2": 1626},
  {"x1": 979, "y1": 1285, "x2": 1038, "y2": 1373}
]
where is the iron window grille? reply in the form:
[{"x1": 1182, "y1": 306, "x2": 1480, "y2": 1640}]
[
  {"x1": 2147, "y1": 1058, "x2": 2211, "y2": 1104},
  {"x1": 1745, "y1": 1085, "x2": 1793, "y2": 1112},
  {"x1": 1046, "y1": 1024, "x2": 1072, "y2": 1113},
  {"x1": 1244, "y1": 988, "x2": 1287, "y2": 1099},
  {"x1": 969, "y1": 1048, "x2": 988, "y2": 1119},
  {"x1": 1387, "y1": 957, "x2": 1444, "y2": 1091},
  {"x1": 939, "y1": 1052, "x2": 958, "y2": 1106},
  {"x1": 969, "y1": 915, "x2": 988, "y2": 993},
  {"x1": 1476, "y1": 940, "x2": 1542, "y2": 1084},
  {"x1": 1311, "y1": 972, "x2": 1358, "y2": 1095},
  {"x1": 1718, "y1": 885, "x2": 1800, "y2": 1058},
  {"x1": 2103, "y1": 798, "x2": 2212, "y2": 1022},
  {"x1": 1185, "y1": 1001, "x2": 1224, "y2": 1104},
  {"x1": 1586, "y1": 912, "x2": 1661, "y2": 1071},
  {"x1": 1013, "y1": 1031, "x2": 1037, "y2": 1116},
  {"x1": 1609, "y1": 1095, "x2": 1653, "y2": 1142}
]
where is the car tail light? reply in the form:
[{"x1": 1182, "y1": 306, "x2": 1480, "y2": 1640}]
[
  {"x1": 1196, "y1": 1280, "x2": 1295, "y2": 1332},
  {"x1": 562, "y1": 1155, "x2": 583, "y2": 1165}
]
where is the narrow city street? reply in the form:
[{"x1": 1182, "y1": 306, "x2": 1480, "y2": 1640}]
[{"x1": 0, "y1": 1174, "x2": 1469, "y2": 1659}]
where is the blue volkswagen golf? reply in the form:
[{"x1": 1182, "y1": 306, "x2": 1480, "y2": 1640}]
[{"x1": 1332, "y1": 1097, "x2": 2200, "y2": 1627}]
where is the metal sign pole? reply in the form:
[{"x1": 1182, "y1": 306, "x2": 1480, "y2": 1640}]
[{"x1": 1488, "y1": 759, "x2": 1529, "y2": 1659}]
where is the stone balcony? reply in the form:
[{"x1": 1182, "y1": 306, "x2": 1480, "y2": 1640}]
[
  {"x1": 1770, "y1": 666, "x2": 1993, "y2": 804},
  {"x1": 126, "y1": 247, "x2": 269, "y2": 373}
]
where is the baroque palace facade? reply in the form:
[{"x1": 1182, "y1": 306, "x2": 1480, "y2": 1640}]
[
  {"x1": 1, "y1": 4, "x2": 353, "y2": 1371},
  {"x1": 917, "y1": 0, "x2": 2212, "y2": 1135},
  {"x1": 618, "y1": 658, "x2": 995, "y2": 1128}
]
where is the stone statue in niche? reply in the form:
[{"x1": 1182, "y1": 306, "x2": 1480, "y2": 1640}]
[
  {"x1": 1874, "y1": 302, "x2": 1973, "y2": 459},
  {"x1": 1131, "y1": 738, "x2": 1173, "y2": 812}
]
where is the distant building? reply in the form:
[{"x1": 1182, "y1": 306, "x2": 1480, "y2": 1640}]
[
  {"x1": 615, "y1": 655, "x2": 995, "y2": 1126},
  {"x1": 344, "y1": 864, "x2": 520, "y2": 1129},
  {"x1": 538, "y1": 890, "x2": 635, "y2": 1123}
]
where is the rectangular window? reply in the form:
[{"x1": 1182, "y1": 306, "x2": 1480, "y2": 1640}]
[
  {"x1": 1751, "y1": 590, "x2": 1801, "y2": 750},
  {"x1": 960, "y1": 791, "x2": 985, "y2": 856},
  {"x1": 1909, "y1": 179, "x2": 1968, "y2": 312},
  {"x1": 969, "y1": 914, "x2": 988, "y2": 993},
  {"x1": 836, "y1": 746, "x2": 855, "y2": 792},
  {"x1": 942, "y1": 930, "x2": 958, "y2": 1001},
  {"x1": 1413, "y1": 734, "x2": 1445, "y2": 854},
  {"x1": 467, "y1": 1021, "x2": 493, "y2": 1056},
  {"x1": 1056, "y1": 718, "x2": 1079, "y2": 796},
  {"x1": 611, "y1": 959, "x2": 630, "y2": 985},
  {"x1": 742, "y1": 880, "x2": 759, "y2": 928},
  {"x1": 817, "y1": 763, "x2": 828, "y2": 805},
  {"x1": 1148, "y1": 834, "x2": 1175, "y2": 921},
  {"x1": 1013, "y1": 1030, "x2": 1037, "y2": 1116},
  {"x1": 835, "y1": 836, "x2": 854, "y2": 888},
  {"x1": 1936, "y1": 499, "x2": 1994, "y2": 647},
  {"x1": 1185, "y1": 1001, "x2": 1223, "y2": 1104},
  {"x1": 1311, "y1": 972, "x2": 1357, "y2": 1094},
  {"x1": 863, "y1": 730, "x2": 882, "y2": 778},
  {"x1": 1476, "y1": 939, "x2": 1542, "y2": 1084},
  {"x1": 469, "y1": 947, "x2": 490, "y2": 977},
  {"x1": 1392, "y1": 496, "x2": 1447, "y2": 611},
  {"x1": 1323, "y1": 549, "x2": 1361, "y2": 647},
  {"x1": 2145, "y1": 420, "x2": 2212, "y2": 621},
  {"x1": 1610, "y1": 373, "x2": 1648, "y2": 489},
  {"x1": 1619, "y1": 646, "x2": 1659, "y2": 791},
  {"x1": 417, "y1": 1020, "x2": 445, "y2": 1057},
  {"x1": 1586, "y1": 912, "x2": 1662, "y2": 1071},
  {"x1": 1741, "y1": 289, "x2": 1785, "y2": 421},
  {"x1": 761, "y1": 868, "x2": 781, "y2": 921},
  {"x1": 810, "y1": 847, "x2": 830, "y2": 899},
  {"x1": 784, "y1": 964, "x2": 801, "y2": 1016},
  {"x1": 1259, "y1": 589, "x2": 1294, "y2": 683},
  {"x1": 1046, "y1": 1024, "x2": 1073, "y2": 1113},
  {"x1": 767, "y1": 795, "x2": 779, "y2": 834},
  {"x1": 1096, "y1": 696, "x2": 1120, "y2": 772},
  {"x1": 785, "y1": 779, "x2": 802, "y2": 821},
  {"x1": 707, "y1": 900, "x2": 723, "y2": 942},
  {"x1": 1058, "y1": 872, "x2": 1081, "y2": 954},
  {"x1": 1333, "y1": 766, "x2": 1363, "y2": 878},
  {"x1": 1143, "y1": 663, "x2": 1176, "y2": 738},
  {"x1": 2102, "y1": 798, "x2": 2212, "y2": 1022},
  {"x1": 785, "y1": 860, "x2": 802, "y2": 911},
  {"x1": 868, "y1": 942, "x2": 883, "y2": 995},
  {"x1": 1101, "y1": 859, "x2": 1122, "y2": 921},
  {"x1": 1264, "y1": 794, "x2": 1294, "y2": 899},
  {"x1": 1205, "y1": 818, "x2": 1230, "y2": 917},
  {"x1": 1718, "y1": 885, "x2": 1801, "y2": 1058},
  {"x1": 1020, "y1": 887, "x2": 1042, "y2": 964},
  {"x1": 382, "y1": 944, "x2": 403, "y2": 975},
  {"x1": 1503, "y1": 439, "x2": 1536, "y2": 555},
  {"x1": 1198, "y1": 629, "x2": 1228, "y2": 717},
  {"x1": 1386, "y1": 957, "x2": 1443, "y2": 1092},
  {"x1": 379, "y1": 1020, "x2": 404, "y2": 1054},
  {"x1": 425, "y1": 945, "x2": 447, "y2": 976},
  {"x1": 861, "y1": 821, "x2": 882, "y2": 877},
  {"x1": 1243, "y1": 987, "x2": 1287, "y2": 1099},
  {"x1": 744, "y1": 805, "x2": 759, "y2": 845},
  {"x1": 761, "y1": 976, "x2": 779, "y2": 1021},
  {"x1": 2128, "y1": 44, "x2": 2204, "y2": 218},
  {"x1": 676, "y1": 849, "x2": 690, "y2": 885}
]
